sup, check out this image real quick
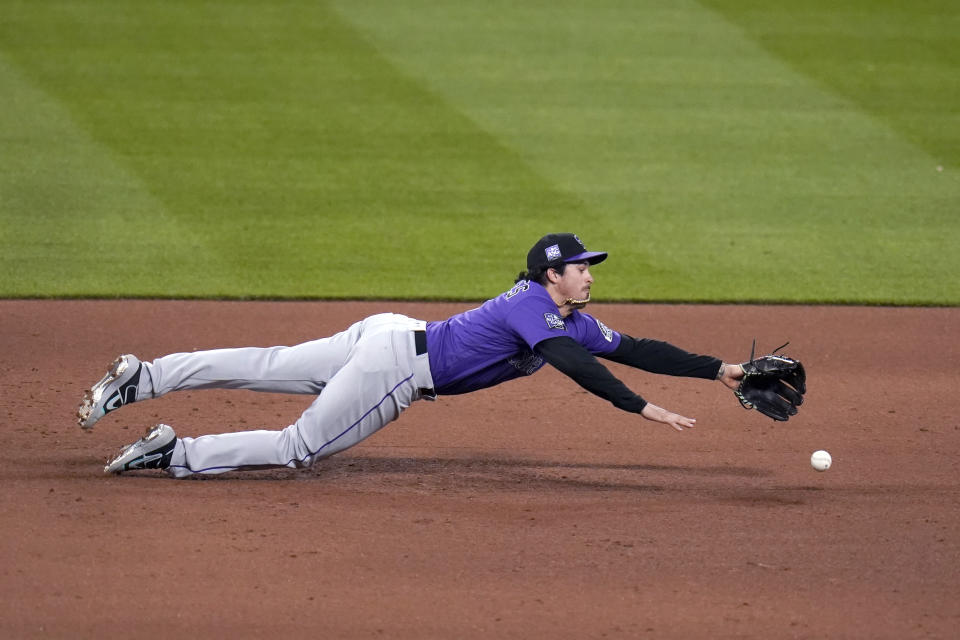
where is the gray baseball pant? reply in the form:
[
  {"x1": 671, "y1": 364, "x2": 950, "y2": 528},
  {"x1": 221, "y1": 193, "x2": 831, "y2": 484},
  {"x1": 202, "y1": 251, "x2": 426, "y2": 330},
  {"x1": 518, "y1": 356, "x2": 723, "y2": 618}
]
[{"x1": 136, "y1": 313, "x2": 435, "y2": 478}]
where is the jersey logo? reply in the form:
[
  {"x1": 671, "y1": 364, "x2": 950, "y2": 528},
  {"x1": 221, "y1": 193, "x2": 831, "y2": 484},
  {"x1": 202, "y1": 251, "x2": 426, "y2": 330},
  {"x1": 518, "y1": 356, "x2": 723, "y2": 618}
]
[
  {"x1": 596, "y1": 318, "x2": 613, "y2": 342},
  {"x1": 544, "y1": 312, "x2": 566, "y2": 330},
  {"x1": 505, "y1": 281, "x2": 530, "y2": 300},
  {"x1": 508, "y1": 351, "x2": 543, "y2": 375}
]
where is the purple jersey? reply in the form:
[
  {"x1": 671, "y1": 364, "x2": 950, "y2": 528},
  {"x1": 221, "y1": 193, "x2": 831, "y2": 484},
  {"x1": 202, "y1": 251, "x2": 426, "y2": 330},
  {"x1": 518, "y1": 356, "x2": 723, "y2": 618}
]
[{"x1": 425, "y1": 280, "x2": 622, "y2": 395}]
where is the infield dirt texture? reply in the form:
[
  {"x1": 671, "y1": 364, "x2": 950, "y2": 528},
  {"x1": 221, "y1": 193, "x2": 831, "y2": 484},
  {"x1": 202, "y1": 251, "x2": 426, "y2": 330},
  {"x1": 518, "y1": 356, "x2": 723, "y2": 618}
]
[{"x1": 2, "y1": 300, "x2": 958, "y2": 638}]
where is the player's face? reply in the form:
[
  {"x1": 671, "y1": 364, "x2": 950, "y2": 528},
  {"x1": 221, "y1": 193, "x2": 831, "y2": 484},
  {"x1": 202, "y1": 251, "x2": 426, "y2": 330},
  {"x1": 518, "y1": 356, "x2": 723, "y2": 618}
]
[{"x1": 555, "y1": 261, "x2": 594, "y2": 306}]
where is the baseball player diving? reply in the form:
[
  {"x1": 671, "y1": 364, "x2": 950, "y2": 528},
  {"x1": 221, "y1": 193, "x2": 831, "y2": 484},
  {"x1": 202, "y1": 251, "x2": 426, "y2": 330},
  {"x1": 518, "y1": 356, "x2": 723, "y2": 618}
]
[{"x1": 77, "y1": 233, "x2": 805, "y2": 477}]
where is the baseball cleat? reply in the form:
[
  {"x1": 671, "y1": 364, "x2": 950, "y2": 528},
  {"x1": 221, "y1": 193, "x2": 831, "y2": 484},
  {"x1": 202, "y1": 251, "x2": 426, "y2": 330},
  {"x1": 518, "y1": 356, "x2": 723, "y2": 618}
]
[
  {"x1": 77, "y1": 354, "x2": 142, "y2": 429},
  {"x1": 104, "y1": 424, "x2": 176, "y2": 474}
]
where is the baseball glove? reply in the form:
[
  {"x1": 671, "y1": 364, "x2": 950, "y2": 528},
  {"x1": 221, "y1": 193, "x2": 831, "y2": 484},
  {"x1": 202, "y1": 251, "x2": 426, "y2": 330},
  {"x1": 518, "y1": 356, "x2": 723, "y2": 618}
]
[{"x1": 734, "y1": 341, "x2": 806, "y2": 421}]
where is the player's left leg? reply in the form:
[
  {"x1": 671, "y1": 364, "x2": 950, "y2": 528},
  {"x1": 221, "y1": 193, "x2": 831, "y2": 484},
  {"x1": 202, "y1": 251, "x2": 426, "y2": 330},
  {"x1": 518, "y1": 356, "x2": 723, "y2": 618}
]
[
  {"x1": 141, "y1": 318, "x2": 367, "y2": 397},
  {"x1": 80, "y1": 319, "x2": 367, "y2": 429}
]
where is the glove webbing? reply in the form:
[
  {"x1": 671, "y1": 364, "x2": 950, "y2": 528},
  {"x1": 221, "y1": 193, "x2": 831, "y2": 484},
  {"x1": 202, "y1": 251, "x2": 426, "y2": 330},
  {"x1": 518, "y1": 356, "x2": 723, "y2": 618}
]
[{"x1": 735, "y1": 340, "x2": 792, "y2": 410}]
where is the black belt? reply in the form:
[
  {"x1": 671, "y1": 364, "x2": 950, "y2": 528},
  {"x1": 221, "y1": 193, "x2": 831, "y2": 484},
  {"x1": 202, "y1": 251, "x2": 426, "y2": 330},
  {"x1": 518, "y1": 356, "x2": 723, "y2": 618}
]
[
  {"x1": 413, "y1": 329, "x2": 436, "y2": 399},
  {"x1": 414, "y1": 329, "x2": 428, "y2": 356}
]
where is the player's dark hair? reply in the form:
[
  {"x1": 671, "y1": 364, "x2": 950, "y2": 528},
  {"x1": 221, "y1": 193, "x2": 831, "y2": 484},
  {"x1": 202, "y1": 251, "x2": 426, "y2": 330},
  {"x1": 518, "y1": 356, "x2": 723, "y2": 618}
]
[{"x1": 515, "y1": 262, "x2": 567, "y2": 286}]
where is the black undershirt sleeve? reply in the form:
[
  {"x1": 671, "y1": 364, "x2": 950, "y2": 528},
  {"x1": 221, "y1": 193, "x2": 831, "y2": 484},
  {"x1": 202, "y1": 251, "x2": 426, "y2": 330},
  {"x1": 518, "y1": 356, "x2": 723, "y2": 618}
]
[
  {"x1": 601, "y1": 334, "x2": 723, "y2": 379},
  {"x1": 535, "y1": 336, "x2": 647, "y2": 414}
]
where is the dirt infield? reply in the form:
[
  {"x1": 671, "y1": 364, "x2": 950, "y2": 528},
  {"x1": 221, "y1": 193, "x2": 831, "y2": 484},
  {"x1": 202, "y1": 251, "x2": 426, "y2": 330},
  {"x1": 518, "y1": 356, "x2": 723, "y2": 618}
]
[{"x1": 1, "y1": 300, "x2": 958, "y2": 639}]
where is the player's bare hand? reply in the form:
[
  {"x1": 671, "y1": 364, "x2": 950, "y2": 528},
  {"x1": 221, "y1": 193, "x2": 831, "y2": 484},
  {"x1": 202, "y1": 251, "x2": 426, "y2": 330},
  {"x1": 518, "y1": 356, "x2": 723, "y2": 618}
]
[
  {"x1": 641, "y1": 403, "x2": 696, "y2": 431},
  {"x1": 717, "y1": 363, "x2": 745, "y2": 391}
]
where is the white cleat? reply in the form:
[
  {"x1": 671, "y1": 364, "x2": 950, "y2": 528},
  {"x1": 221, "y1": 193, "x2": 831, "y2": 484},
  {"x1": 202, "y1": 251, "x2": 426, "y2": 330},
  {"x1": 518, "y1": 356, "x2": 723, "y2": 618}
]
[
  {"x1": 77, "y1": 355, "x2": 142, "y2": 429},
  {"x1": 104, "y1": 424, "x2": 177, "y2": 474}
]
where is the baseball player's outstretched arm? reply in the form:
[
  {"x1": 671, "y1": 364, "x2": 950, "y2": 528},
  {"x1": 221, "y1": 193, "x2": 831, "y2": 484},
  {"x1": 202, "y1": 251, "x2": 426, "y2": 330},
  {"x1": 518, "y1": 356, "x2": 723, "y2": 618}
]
[
  {"x1": 601, "y1": 335, "x2": 722, "y2": 378},
  {"x1": 604, "y1": 334, "x2": 744, "y2": 393},
  {"x1": 536, "y1": 337, "x2": 696, "y2": 430},
  {"x1": 537, "y1": 337, "x2": 646, "y2": 413}
]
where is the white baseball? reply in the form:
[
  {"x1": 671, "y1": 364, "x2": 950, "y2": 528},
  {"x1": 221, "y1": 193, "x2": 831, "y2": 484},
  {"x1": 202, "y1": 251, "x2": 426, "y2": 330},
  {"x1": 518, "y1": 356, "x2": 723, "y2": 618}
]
[{"x1": 810, "y1": 450, "x2": 832, "y2": 472}]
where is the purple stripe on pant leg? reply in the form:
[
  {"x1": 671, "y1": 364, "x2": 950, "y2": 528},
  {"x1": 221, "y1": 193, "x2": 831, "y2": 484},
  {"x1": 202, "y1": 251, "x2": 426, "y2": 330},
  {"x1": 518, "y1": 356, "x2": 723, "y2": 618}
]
[{"x1": 169, "y1": 373, "x2": 415, "y2": 475}]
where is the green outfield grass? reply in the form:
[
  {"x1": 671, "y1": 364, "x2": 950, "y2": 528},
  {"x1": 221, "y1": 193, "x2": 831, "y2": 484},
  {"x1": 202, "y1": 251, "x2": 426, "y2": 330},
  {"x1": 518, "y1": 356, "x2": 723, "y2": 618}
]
[{"x1": 1, "y1": 0, "x2": 957, "y2": 303}]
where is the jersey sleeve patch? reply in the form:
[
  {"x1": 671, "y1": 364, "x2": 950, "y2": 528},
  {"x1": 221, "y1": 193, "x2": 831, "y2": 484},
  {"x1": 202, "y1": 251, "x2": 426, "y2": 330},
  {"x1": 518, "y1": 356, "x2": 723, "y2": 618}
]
[
  {"x1": 544, "y1": 312, "x2": 566, "y2": 330},
  {"x1": 596, "y1": 318, "x2": 614, "y2": 342}
]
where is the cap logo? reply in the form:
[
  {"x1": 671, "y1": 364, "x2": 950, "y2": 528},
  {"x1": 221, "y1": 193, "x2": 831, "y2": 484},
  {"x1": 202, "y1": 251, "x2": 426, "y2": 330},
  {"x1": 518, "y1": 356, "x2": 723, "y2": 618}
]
[
  {"x1": 573, "y1": 234, "x2": 584, "y2": 247},
  {"x1": 545, "y1": 244, "x2": 562, "y2": 261}
]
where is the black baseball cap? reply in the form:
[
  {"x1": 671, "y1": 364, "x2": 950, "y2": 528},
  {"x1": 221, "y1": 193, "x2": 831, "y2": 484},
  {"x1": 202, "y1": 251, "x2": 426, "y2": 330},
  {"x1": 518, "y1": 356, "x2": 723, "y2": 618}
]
[{"x1": 527, "y1": 233, "x2": 608, "y2": 271}]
